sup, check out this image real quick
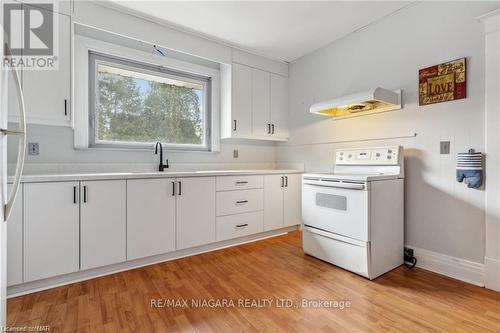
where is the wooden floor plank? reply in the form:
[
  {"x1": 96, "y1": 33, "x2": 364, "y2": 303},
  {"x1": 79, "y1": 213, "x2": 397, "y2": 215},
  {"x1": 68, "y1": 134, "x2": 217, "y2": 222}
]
[{"x1": 7, "y1": 231, "x2": 500, "y2": 332}]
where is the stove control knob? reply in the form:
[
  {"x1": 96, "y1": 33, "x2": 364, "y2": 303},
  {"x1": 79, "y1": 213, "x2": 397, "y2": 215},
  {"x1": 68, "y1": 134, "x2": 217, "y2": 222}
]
[
  {"x1": 388, "y1": 149, "x2": 393, "y2": 154},
  {"x1": 376, "y1": 153, "x2": 380, "y2": 157},
  {"x1": 348, "y1": 154, "x2": 352, "y2": 158},
  {"x1": 387, "y1": 155, "x2": 392, "y2": 159}
]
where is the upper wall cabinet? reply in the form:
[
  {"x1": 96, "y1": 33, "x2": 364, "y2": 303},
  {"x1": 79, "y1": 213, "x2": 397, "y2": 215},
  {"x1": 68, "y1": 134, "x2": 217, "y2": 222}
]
[
  {"x1": 8, "y1": 5, "x2": 71, "y2": 126},
  {"x1": 221, "y1": 63, "x2": 289, "y2": 141}
]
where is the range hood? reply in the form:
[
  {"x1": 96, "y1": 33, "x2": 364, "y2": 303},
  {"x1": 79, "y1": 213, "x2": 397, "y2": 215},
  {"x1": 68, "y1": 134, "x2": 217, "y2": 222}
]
[{"x1": 310, "y1": 88, "x2": 402, "y2": 119}]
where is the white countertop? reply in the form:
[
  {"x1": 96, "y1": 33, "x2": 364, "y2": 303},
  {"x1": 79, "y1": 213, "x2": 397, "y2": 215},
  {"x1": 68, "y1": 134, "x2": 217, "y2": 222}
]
[{"x1": 11, "y1": 169, "x2": 303, "y2": 183}]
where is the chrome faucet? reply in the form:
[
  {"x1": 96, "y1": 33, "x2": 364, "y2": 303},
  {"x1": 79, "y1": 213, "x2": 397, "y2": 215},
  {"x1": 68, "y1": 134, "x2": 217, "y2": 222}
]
[{"x1": 154, "y1": 142, "x2": 169, "y2": 172}]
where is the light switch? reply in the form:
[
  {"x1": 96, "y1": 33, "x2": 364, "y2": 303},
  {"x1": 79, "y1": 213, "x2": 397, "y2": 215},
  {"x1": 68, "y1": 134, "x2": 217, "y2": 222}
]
[
  {"x1": 233, "y1": 149, "x2": 239, "y2": 158},
  {"x1": 440, "y1": 141, "x2": 450, "y2": 154}
]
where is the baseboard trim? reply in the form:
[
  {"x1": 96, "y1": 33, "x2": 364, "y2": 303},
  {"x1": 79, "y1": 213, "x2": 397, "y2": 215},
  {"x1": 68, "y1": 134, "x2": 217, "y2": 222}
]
[
  {"x1": 408, "y1": 246, "x2": 485, "y2": 287},
  {"x1": 8, "y1": 226, "x2": 299, "y2": 298}
]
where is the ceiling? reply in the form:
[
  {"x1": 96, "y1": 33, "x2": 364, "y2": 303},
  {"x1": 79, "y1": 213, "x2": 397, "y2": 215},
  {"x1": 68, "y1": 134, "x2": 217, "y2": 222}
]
[{"x1": 107, "y1": 1, "x2": 413, "y2": 62}]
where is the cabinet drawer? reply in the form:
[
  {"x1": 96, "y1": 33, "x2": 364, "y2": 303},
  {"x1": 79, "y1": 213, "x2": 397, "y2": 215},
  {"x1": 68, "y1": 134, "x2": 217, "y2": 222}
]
[
  {"x1": 216, "y1": 175, "x2": 264, "y2": 191},
  {"x1": 216, "y1": 211, "x2": 264, "y2": 241},
  {"x1": 216, "y1": 189, "x2": 263, "y2": 216}
]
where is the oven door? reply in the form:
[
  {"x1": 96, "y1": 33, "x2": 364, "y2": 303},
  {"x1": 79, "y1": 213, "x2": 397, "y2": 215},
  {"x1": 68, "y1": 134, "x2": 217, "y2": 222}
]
[{"x1": 302, "y1": 177, "x2": 369, "y2": 241}]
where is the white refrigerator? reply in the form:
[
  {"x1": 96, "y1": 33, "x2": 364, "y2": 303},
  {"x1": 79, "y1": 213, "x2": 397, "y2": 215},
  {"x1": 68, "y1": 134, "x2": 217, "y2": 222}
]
[{"x1": 0, "y1": 17, "x2": 27, "y2": 326}]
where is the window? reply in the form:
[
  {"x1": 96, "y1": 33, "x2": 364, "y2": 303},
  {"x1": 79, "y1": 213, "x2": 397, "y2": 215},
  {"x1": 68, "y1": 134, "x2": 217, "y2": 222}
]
[{"x1": 89, "y1": 52, "x2": 211, "y2": 150}]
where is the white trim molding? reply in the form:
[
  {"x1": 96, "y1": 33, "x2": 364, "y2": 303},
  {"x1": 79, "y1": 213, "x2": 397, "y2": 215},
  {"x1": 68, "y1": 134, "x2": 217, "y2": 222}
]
[
  {"x1": 409, "y1": 246, "x2": 485, "y2": 287},
  {"x1": 73, "y1": 31, "x2": 221, "y2": 152},
  {"x1": 480, "y1": 9, "x2": 500, "y2": 292}
]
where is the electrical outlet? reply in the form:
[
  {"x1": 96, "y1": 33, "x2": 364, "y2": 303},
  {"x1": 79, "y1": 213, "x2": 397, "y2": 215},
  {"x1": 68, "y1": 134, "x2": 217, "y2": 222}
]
[
  {"x1": 440, "y1": 141, "x2": 450, "y2": 154},
  {"x1": 233, "y1": 149, "x2": 239, "y2": 158},
  {"x1": 28, "y1": 142, "x2": 39, "y2": 156},
  {"x1": 404, "y1": 247, "x2": 414, "y2": 262}
]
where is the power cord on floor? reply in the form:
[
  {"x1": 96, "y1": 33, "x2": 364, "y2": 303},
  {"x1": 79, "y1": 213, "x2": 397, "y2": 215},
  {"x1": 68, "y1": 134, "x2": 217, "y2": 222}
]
[
  {"x1": 404, "y1": 256, "x2": 417, "y2": 269},
  {"x1": 404, "y1": 248, "x2": 417, "y2": 269}
]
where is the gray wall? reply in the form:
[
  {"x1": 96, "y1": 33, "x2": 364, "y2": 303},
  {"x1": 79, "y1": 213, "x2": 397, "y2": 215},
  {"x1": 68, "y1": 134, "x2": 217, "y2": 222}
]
[{"x1": 276, "y1": 1, "x2": 500, "y2": 263}]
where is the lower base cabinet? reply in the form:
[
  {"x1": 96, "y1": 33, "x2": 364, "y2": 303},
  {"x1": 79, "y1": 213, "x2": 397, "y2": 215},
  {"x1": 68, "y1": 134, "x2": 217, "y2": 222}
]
[
  {"x1": 176, "y1": 177, "x2": 216, "y2": 250},
  {"x1": 264, "y1": 174, "x2": 302, "y2": 231},
  {"x1": 80, "y1": 180, "x2": 126, "y2": 270},
  {"x1": 216, "y1": 211, "x2": 264, "y2": 241},
  {"x1": 24, "y1": 182, "x2": 80, "y2": 282},
  {"x1": 127, "y1": 178, "x2": 176, "y2": 260},
  {"x1": 14, "y1": 173, "x2": 301, "y2": 287}
]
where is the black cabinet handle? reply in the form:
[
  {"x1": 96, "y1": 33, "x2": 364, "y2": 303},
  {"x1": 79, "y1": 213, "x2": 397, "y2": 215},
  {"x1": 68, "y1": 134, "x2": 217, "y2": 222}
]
[
  {"x1": 83, "y1": 186, "x2": 87, "y2": 203},
  {"x1": 236, "y1": 200, "x2": 248, "y2": 204},
  {"x1": 271, "y1": 124, "x2": 275, "y2": 134},
  {"x1": 280, "y1": 176, "x2": 284, "y2": 187},
  {"x1": 171, "y1": 181, "x2": 175, "y2": 196},
  {"x1": 285, "y1": 176, "x2": 288, "y2": 187},
  {"x1": 64, "y1": 99, "x2": 67, "y2": 116},
  {"x1": 267, "y1": 123, "x2": 271, "y2": 134},
  {"x1": 235, "y1": 181, "x2": 248, "y2": 185},
  {"x1": 73, "y1": 186, "x2": 77, "y2": 204},
  {"x1": 178, "y1": 181, "x2": 182, "y2": 196},
  {"x1": 236, "y1": 223, "x2": 248, "y2": 228},
  {"x1": 233, "y1": 119, "x2": 237, "y2": 131}
]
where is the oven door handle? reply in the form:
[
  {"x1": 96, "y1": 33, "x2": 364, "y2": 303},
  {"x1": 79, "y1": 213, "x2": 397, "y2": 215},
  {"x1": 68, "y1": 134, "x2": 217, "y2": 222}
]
[{"x1": 303, "y1": 179, "x2": 365, "y2": 190}]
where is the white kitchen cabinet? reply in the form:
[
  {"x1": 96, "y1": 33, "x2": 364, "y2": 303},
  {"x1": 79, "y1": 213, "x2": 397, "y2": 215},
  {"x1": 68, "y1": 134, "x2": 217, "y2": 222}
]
[
  {"x1": 222, "y1": 63, "x2": 289, "y2": 141},
  {"x1": 176, "y1": 177, "x2": 216, "y2": 250},
  {"x1": 24, "y1": 182, "x2": 79, "y2": 282},
  {"x1": 15, "y1": 7, "x2": 71, "y2": 126},
  {"x1": 263, "y1": 174, "x2": 302, "y2": 231},
  {"x1": 270, "y1": 74, "x2": 289, "y2": 139},
  {"x1": 251, "y1": 69, "x2": 270, "y2": 137},
  {"x1": 231, "y1": 63, "x2": 252, "y2": 137},
  {"x1": 7, "y1": 184, "x2": 23, "y2": 286},
  {"x1": 80, "y1": 180, "x2": 126, "y2": 270},
  {"x1": 263, "y1": 175, "x2": 284, "y2": 231},
  {"x1": 283, "y1": 174, "x2": 302, "y2": 226},
  {"x1": 127, "y1": 178, "x2": 176, "y2": 260}
]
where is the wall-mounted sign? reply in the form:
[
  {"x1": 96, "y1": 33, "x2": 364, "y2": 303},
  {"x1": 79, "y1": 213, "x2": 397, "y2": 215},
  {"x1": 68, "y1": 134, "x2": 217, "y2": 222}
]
[{"x1": 419, "y1": 58, "x2": 466, "y2": 106}]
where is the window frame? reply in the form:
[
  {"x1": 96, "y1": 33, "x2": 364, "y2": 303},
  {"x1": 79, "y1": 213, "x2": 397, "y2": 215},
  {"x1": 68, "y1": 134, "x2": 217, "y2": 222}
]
[{"x1": 88, "y1": 51, "x2": 212, "y2": 151}]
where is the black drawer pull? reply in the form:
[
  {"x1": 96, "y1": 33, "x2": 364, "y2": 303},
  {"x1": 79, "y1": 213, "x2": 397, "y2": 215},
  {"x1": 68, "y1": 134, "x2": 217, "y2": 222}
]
[
  {"x1": 233, "y1": 119, "x2": 237, "y2": 131},
  {"x1": 235, "y1": 181, "x2": 248, "y2": 185},
  {"x1": 73, "y1": 186, "x2": 77, "y2": 204},
  {"x1": 236, "y1": 223, "x2": 248, "y2": 228},
  {"x1": 171, "y1": 181, "x2": 175, "y2": 196},
  {"x1": 236, "y1": 200, "x2": 248, "y2": 204}
]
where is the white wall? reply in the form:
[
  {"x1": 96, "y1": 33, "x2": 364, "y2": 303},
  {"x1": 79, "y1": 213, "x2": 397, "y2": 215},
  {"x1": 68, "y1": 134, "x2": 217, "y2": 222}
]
[
  {"x1": 7, "y1": 125, "x2": 276, "y2": 174},
  {"x1": 276, "y1": 1, "x2": 500, "y2": 263}
]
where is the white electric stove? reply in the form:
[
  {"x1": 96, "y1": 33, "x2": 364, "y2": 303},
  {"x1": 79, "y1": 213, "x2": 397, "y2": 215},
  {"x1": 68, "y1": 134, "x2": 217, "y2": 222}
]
[{"x1": 302, "y1": 146, "x2": 404, "y2": 279}]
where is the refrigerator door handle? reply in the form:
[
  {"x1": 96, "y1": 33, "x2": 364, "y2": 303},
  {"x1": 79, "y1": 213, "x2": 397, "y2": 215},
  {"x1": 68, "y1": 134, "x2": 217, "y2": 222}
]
[{"x1": 3, "y1": 46, "x2": 26, "y2": 221}]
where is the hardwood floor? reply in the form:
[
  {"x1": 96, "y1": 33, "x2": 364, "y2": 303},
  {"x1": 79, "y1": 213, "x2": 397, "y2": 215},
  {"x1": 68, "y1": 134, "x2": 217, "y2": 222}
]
[{"x1": 7, "y1": 231, "x2": 500, "y2": 332}]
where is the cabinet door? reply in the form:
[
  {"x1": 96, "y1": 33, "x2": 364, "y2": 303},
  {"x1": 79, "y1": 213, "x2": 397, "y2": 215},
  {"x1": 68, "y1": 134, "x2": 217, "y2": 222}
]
[
  {"x1": 232, "y1": 63, "x2": 252, "y2": 136},
  {"x1": 251, "y1": 68, "x2": 270, "y2": 137},
  {"x1": 24, "y1": 182, "x2": 79, "y2": 282},
  {"x1": 263, "y1": 175, "x2": 284, "y2": 231},
  {"x1": 80, "y1": 180, "x2": 126, "y2": 270},
  {"x1": 22, "y1": 8, "x2": 71, "y2": 126},
  {"x1": 283, "y1": 174, "x2": 302, "y2": 227},
  {"x1": 7, "y1": 184, "x2": 23, "y2": 286},
  {"x1": 176, "y1": 177, "x2": 216, "y2": 250},
  {"x1": 270, "y1": 74, "x2": 289, "y2": 139},
  {"x1": 127, "y1": 178, "x2": 176, "y2": 260}
]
